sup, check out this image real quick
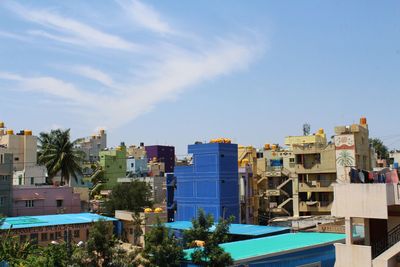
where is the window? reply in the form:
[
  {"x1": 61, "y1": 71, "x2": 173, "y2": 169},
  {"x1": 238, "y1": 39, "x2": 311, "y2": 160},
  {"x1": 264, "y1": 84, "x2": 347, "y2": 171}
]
[
  {"x1": 74, "y1": 230, "x2": 80, "y2": 238},
  {"x1": 129, "y1": 228, "x2": 133, "y2": 235},
  {"x1": 289, "y1": 158, "x2": 295, "y2": 163},
  {"x1": 30, "y1": 177, "x2": 34, "y2": 185},
  {"x1": 25, "y1": 200, "x2": 34, "y2": 208},
  {"x1": 56, "y1": 232, "x2": 62, "y2": 239},
  {"x1": 131, "y1": 163, "x2": 134, "y2": 168},
  {"x1": 14, "y1": 157, "x2": 19, "y2": 161},
  {"x1": 41, "y1": 233, "x2": 48, "y2": 241},
  {"x1": 0, "y1": 154, "x2": 3, "y2": 163},
  {"x1": 56, "y1": 200, "x2": 63, "y2": 207},
  {"x1": 18, "y1": 175, "x2": 22, "y2": 185},
  {"x1": 49, "y1": 233, "x2": 55, "y2": 240},
  {"x1": 0, "y1": 196, "x2": 6, "y2": 207}
]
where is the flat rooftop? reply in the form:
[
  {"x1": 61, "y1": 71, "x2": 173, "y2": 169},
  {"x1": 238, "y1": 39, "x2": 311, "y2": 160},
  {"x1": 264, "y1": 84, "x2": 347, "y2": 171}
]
[
  {"x1": 165, "y1": 221, "x2": 290, "y2": 237},
  {"x1": 184, "y1": 232, "x2": 345, "y2": 263},
  {"x1": 0, "y1": 213, "x2": 117, "y2": 230}
]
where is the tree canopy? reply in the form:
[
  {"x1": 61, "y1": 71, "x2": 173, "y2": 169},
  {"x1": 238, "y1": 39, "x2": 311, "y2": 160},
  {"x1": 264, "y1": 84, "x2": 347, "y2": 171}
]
[
  {"x1": 38, "y1": 128, "x2": 85, "y2": 185},
  {"x1": 105, "y1": 181, "x2": 153, "y2": 215},
  {"x1": 370, "y1": 138, "x2": 389, "y2": 160},
  {"x1": 183, "y1": 209, "x2": 234, "y2": 267},
  {"x1": 141, "y1": 218, "x2": 184, "y2": 267}
]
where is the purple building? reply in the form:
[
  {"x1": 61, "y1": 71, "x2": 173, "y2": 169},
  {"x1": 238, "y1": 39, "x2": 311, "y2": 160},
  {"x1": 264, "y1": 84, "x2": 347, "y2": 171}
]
[{"x1": 145, "y1": 145, "x2": 175, "y2": 173}]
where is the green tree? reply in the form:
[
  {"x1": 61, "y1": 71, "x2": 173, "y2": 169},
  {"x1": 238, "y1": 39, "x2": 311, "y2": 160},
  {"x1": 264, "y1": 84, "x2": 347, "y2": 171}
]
[
  {"x1": 0, "y1": 231, "x2": 37, "y2": 266},
  {"x1": 183, "y1": 209, "x2": 234, "y2": 267},
  {"x1": 38, "y1": 129, "x2": 85, "y2": 186},
  {"x1": 370, "y1": 138, "x2": 389, "y2": 160},
  {"x1": 86, "y1": 219, "x2": 117, "y2": 267},
  {"x1": 24, "y1": 243, "x2": 70, "y2": 267},
  {"x1": 132, "y1": 213, "x2": 144, "y2": 246},
  {"x1": 105, "y1": 181, "x2": 153, "y2": 215},
  {"x1": 141, "y1": 218, "x2": 184, "y2": 267}
]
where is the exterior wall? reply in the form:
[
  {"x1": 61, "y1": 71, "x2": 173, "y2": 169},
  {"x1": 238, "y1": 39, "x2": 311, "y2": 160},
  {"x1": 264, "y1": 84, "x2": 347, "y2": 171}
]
[
  {"x1": 99, "y1": 145, "x2": 127, "y2": 189},
  {"x1": 127, "y1": 145, "x2": 147, "y2": 159},
  {"x1": 126, "y1": 158, "x2": 148, "y2": 175},
  {"x1": 0, "y1": 132, "x2": 37, "y2": 172},
  {"x1": 145, "y1": 145, "x2": 175, "y2": 173},
  {"x1": 0, "y1": 150, "x2": 13, "y2": 216},
  {"x1": 118, "y1": 176, "x2": 165, "y2": 204},
  {"x1": 12, "y1": 186, "x2": 81, "y2": 216},
  {"x1": 13, "y1": 165, "x2": 47, "y2": 186},
  {"x1": 335, "y1": 243, "x2": 372, "y2": 267},
  {"x1": 285, "y1": 132, "x2": 327, "y2": 147},
  {"x1": 174, "y1": 143, "x2": 239, "y2": 223},
  {"x1": 75, "y1": 130, "x2": 107, "y2": 162}
]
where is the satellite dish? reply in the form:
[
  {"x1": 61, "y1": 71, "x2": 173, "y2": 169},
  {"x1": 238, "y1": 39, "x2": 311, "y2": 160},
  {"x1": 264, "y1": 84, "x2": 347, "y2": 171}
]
[{"x1": 303, "y1": 123, "x2": 311, "y2": 136}]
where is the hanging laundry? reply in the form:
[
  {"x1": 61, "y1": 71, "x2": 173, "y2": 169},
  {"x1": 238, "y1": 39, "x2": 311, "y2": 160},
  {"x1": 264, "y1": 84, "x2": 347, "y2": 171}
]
[
  {"x1": 358, "y1": 170, "x2": 365, "y2": 183},
  {"x1": 386, "y1": 170, "x2": 399, "y2": 184},
  {"x1": 350, "y1": 168, "x2": 359, "y2": 183}
]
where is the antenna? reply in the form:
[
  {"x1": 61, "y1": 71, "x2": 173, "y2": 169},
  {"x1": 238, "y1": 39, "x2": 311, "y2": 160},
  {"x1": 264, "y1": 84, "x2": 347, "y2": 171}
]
[{"x1": 303, "y1": 123, "x2": 311, "y2": 136}]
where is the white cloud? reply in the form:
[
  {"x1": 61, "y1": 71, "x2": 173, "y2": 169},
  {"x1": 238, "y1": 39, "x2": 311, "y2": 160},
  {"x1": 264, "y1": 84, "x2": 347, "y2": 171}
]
[
  {"x1": 116, "y1": 0, "x2": 174, "y2": 35},
  {"x1": 71, "y1": 66, "x2": 115, "y2": 88},
  {"x1": 5, "y1": 2, "x2": 139, "y2": 51}
]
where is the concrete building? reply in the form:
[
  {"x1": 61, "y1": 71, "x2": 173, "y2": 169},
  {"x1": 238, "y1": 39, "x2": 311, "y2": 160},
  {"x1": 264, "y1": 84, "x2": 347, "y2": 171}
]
[
  {"x1": 99, "y1": 143, "x2": 127, "y2": 189},
  {"x1": 145, "y1": 145, "x2": 175, "y2": 173},
  {"x1": 126, "y1": 157, "x2": 148, "y2": 177},
  {"x1": 332, "y1": 183, "x2": 400, "y2": 266},
  {"x1": 75, "y1": 129, "x2": 107, "y2": 163},
  {"x1": 238, "y1": 145, "x2": 259, "y2": 224},
  {"x1": 0, "y1": 213, "x2": 117, "y2": 246},
  {"x1": 0, "y1": 148, "x2": 13, "y2": 216},
  {"x1": 12, "y1": 186, "x2": 81, "y2": 216},
  {"x1": 389, "y1": 150, "x2": 400, "y2": 169},
  {"x1": 127, "y1": 143, "x2": 147, "y2": 159},
  {"x1": 115, "y1": 209, "x2": 167, "y2": 246},
  {"x1": 172, "y1": 141, "x2": 239, "y2": 223}
]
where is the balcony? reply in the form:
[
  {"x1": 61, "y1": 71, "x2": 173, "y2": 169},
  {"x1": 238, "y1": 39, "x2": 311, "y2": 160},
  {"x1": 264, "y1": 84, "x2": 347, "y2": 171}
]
[
  {"x1": 294, "y1": 163, "x2": 336, "y2": 174},
  {"x1": 299, "y1": 201, "x2": 332, "y2": 213},
  {"x1": 299, "y1": 180, "x2": 334, "y2": 192}
]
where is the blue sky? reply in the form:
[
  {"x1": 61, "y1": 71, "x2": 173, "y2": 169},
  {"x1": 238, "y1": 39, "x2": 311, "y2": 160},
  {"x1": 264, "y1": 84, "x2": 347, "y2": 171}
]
[{"x1": 0, "y1": 1, "x2": 399, "y2": 154}]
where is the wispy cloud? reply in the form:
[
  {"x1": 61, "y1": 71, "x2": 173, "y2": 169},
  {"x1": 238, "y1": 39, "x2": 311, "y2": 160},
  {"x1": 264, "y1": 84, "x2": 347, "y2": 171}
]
[
  {"x1": 0, "y1": 0, "x2": 265, "y2": 130},
  {"x1": 4, "y1": 2, "x2": 139, "y2": 51},
  {"x1": 117, "y1": 0, "x2": 174, "y2": 35}
]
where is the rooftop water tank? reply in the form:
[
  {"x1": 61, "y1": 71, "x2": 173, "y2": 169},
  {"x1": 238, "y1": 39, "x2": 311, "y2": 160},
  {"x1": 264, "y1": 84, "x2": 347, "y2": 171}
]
[
  {"x1": 6, "y1": 129, "x2": 14, "y2": 135},
  {"x1": 360, "y1": 117, "x2": 367, "y2": 125},
  {"x1": 24, "y1": 130, "x2": 32, "y2": 136},
  {"x1": 0, "y1": 122, "x2": 4, "y2": 128}
]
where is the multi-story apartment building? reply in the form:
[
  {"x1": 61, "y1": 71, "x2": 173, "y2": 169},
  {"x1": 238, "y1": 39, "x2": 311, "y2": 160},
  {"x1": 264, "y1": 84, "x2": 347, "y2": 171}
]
[
  {"x1": 171, "y1": 140, "x2": 239, "y2": 223},
  {"x1": 0, "y1": 148, "x2": 13, "y2": 216},
  {"x1": 145, "y1": 145, "x2": 175, "y2": 173},
  {"x1": 99, "y1": 143, "x2": 127, "y2": 189},
  {"x1": 75, "y1": 129, "x2": 107, "y2": 163}
]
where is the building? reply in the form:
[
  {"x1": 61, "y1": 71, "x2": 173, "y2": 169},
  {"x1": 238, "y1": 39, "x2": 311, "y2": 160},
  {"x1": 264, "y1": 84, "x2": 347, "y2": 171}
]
[
  {"x1": 332, "y1": 182, "x2": 400, "y2": 266},
  {"x1": 145, "y1": 145, "x2": 175, "y2": 173},
  {"x1": 0, "y1": 213, "x2": 117, "y2": 246},
  {"x1": 127, "y1": 143, "x2": 147, "y2": 159},
  {"x1": 0, "y1": 124, "x2": 47, "y2": 186},
  {"x1": 238, "y1": 145, "x2": 259, "y2": 224},
  {"x1": 181, "y1": 232, "x2": 345, "y2": 267},
  {"x1": 75, "y1": 129, "x2": 107, "y2": 163},
  {"x1": 0, "y1": 148, "x2": 13, "y2": 216},
  {"x1": 171, "y1": 140, "x2": 239, "y2": 223},
  {"x1": 115, "y1": 209, "x2": 167, "y2": 246},
  {"x1": 389, "y1": 150, "x2": 400, "y2": 169},
  {"x1": 12, "y1": 186, "x2": 81, "y2": 216},
  {"x1": 118, "y1": 176, "x2": 165, "y2": 204},
  {"x1": 99, "y1": 143, "x2": 127, "y2": 189},
  {"x1": 126, "y1": 157, "x2": 148, "y2": 177}
]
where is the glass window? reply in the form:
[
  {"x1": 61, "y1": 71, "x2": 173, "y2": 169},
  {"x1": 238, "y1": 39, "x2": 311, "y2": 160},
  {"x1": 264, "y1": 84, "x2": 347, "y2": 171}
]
[
  {"x1": 0, "y1": 196, "x2": 5, "y2": 207},
  {"x1": 25, "y1": 200, "x2": 34, "y2": 208},
  {"x1": 49, "y1": 232, "x2": 55, "y2": 240},
  {"x1": 56, "y1": 200, "x2": 63, "y2": 207},
  {"x1": 20, "y1": 235, "x2": 27, "y2": 243},
  {"x1": 30, "y1": 177, "x2": 34, "y2": 185}
]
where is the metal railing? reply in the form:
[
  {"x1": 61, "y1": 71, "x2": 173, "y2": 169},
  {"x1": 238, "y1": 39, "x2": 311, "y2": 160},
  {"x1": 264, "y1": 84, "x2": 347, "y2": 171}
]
[{"x1": 372, "y1": 223, "x2": 400, "y2": 258}]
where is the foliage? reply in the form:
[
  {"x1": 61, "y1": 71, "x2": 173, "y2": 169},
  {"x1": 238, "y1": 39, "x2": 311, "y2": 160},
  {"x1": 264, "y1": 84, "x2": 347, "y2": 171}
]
[
  {"x1": 183, "y1": 209, "x2": 234, "y2": 267},
  {"x1": 132, "y1": 213, "x2": 144, "y2": 246},
  {"x1": 38, "y1": 128, "x2": 85, "y2": 185},
  {"x1": 0, "y1": 231, "x2": 37, "y2": 266},
  {"x1": 85, "y1": 219, "x2": 117, "y2": 266},
  {"x1": 141, "y1": 218, "x2": 184, "y2": 267},
  {"x1": 105, "y1": 181, "x2": 153, "y2": 215},
  {"x1": 370, "y1": 138, "x2": 389, "y2": 160},
  {"x1": 24, "y1": 243, "x2": 70, "y2": 267}
]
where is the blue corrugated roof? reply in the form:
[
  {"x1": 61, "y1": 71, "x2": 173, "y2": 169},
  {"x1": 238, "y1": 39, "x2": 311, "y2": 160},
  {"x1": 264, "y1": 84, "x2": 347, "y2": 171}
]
[
  {"x1": 184, "y1": 232, "x2": 345, "y2": 262},
  {"x1": 0, "y1": 213, "x2": 117, "y2": 230},
  {"x1": 165, "y1": 221, "x2": 290, "y2": 236}
]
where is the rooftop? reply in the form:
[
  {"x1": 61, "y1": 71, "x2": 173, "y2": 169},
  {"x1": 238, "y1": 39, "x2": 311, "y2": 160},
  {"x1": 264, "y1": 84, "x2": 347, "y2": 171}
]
[
  {"x1": 165, "y1": 221, "x2": 290, "y2": 237},
  {"x1": 184, "y1": 232, "x2": 345, "y2": 263},
  {"x1": 0, "y1": 213, "x2": 117, "y2": 230}
]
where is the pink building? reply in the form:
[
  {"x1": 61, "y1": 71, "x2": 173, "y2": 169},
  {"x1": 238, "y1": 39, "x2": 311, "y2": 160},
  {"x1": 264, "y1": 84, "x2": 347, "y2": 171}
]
[{"x1": 12, "y1": 186, "x2": 81, "y2": 216}]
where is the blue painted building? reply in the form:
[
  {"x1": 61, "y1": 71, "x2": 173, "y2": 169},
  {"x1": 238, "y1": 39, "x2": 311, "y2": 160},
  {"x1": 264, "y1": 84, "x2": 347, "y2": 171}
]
[{"x1": 172, "y1": 142, "x2": 239, "y2": 223}]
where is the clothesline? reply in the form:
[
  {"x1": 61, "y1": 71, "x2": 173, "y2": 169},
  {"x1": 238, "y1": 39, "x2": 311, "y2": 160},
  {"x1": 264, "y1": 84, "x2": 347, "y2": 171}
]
[{"x1": 349, "y1": 167, "x2": 399, "y2": 184}]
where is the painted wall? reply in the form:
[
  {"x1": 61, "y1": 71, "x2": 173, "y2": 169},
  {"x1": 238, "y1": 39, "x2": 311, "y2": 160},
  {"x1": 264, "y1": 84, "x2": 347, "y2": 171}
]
[
  {"x1": 145, "y1": 145, "x2": 175, "y2": 173},
  {"x1": 12, "y1": 186, "x2": 81, "y2": 216},
  {"x1": 0, "y1": 150, "x2": 13, "y2": 216}
]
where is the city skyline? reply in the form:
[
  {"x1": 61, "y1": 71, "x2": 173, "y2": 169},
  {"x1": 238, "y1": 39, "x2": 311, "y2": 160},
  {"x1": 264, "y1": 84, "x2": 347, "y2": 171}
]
[{"x1": 1, "y1": 1, "x2": 399, "y2": 154}]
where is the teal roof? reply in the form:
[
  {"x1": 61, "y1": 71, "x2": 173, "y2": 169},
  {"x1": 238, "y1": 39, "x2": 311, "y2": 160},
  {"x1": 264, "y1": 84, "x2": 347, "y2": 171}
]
[
  {"x1": 165, "y1": 221, "x2": 290, "y2": 236},
  {"x1": 184, "y1": 232, "x2": 345, "y2": 262},
  {"x1": 0, "y1": 213, "x2": 117, "y2": 230}
]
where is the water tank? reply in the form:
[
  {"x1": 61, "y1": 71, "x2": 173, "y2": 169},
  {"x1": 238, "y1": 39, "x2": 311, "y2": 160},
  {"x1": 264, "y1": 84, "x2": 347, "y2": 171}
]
[
  {"x1": 264, "y1": 144, "x2": 271, "y2": 150},
  {"x1": 154, "y1": 207, "x2": 163, "y2": 213},
  {"x1": 360, "y1": 117, "x2": 367, "y2": 125},
  {"x1": 99, "y1": 129, "x2": 105, "y2": 135},
  {"x1": 271, "y1": 144, "x2": 277, "y2": 150},
  {"x1": 318, "y1": 128, "x2": 324, "y2": 135},
  {"x1": 6, "y1": 129, "x2": 14, "y2": 135},
  {"x1": 0, "y1": 122, "x2": 4, "y2": 128},
  {"x1": 24, "y1": 130, "x2": 32, "y2": 136},
  {"x1": 144, "y1": 208, "x2": 153, "y2": 213}
]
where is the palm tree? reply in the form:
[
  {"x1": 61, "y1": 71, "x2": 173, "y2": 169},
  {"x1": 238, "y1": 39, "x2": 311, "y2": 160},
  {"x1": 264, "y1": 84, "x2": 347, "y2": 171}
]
[{"x1": 38, "y1": 129, "x2": 85, "y2": 186}]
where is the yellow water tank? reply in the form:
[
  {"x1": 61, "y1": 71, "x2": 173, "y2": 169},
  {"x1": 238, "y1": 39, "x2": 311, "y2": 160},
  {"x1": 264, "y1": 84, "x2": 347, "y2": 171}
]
[
  {"x1": 24, "y1": 130, "x2": 32, "y2": 136},
  {"x1": 318, "y1": 128, "x2": 324, "y2": 135},
  {"x1": 0, "y1": 122, "x2": 4, "y2": 128},
  {"x1": 154, "y1": 207, "x2": 163, "y2": 213},
  {"x1": 264, "y1": 144, "x2": 271, "y2": 150},
  {"x1": 271, "y1": 144, "x2": 277, "y2": 150},
  {"x1": 144, "y1": 208, "x2": 153, "y2": 213},
  {"x1": 6, "y1": 129, "x2": 14, "y2": 135}
]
